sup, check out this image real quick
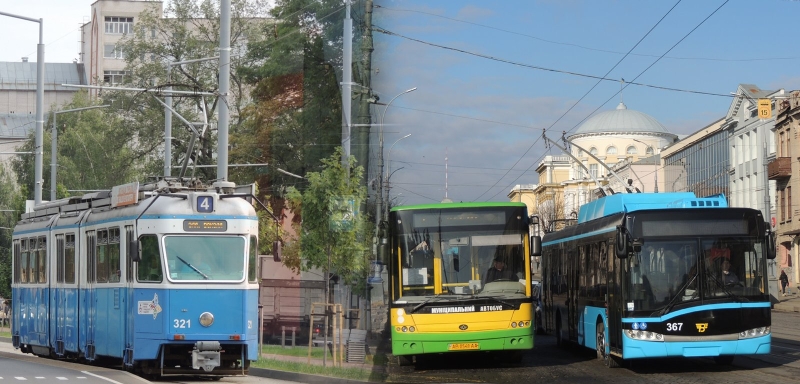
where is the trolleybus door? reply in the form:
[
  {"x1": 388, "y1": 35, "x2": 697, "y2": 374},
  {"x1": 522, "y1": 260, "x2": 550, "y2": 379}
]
[
  {"x1": 567, "y1": 249, "x2": 579, "y2": 341},
  {"x1": 606, "y1": 242, "x2": 623, "y2": 353}
]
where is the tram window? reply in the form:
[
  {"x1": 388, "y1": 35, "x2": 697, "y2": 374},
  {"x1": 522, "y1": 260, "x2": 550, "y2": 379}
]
[
  {"x1": 15, "y1": 240, "x2": 24, "y2": 283},
  {"x1": 65, "y1": 234, "x2": 76, "y2": 284},
  {"x1": 56, "y1": 235, "x2": 64, "y2": 283},
  {"x1": 86, "y1": 231, "x2": 96, "y2": 283},
  {"x1": 108, "y1": 228, "x2": 121, "y2": 282},
  {"x1": 125, "y1": 226, "x2": 134, "y2": 282},
  {"x1": 97, "y1": 230, "x2": 109, "y2": 283},
  {"x1": 248, "y1": 235, "x2": 258, "y2": 283},
  {"x1": 30, "y1": 240, "x2": 39, "y2": 284},
  {"x1": 138, "y1": 235, "x2": 162, "y2": 282},
  {"x1": 37, "y1": 237, "x2": 47, "y2": 283}
]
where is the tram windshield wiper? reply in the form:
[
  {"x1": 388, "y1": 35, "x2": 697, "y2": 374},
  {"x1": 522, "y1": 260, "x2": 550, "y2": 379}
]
[{"x1": 176, "y1": 256, "x2": 210, "y2": 280}]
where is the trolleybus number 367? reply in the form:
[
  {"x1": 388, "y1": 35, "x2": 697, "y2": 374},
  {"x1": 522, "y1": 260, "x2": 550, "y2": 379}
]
[{"x1": 666, "y1": 323, "x2": 683, "y2": 331}]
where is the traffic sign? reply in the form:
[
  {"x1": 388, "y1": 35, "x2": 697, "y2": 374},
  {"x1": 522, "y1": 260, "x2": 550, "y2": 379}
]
[{"x1": 758, "y1": 99, "x2": 771, "y2": 119}]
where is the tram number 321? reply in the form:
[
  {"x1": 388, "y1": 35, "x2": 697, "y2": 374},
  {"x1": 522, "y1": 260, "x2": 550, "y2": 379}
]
[
  {"x1": 174, "y1": 319, "x2": 192, "y2": 329},
  {"x1": 666, "y1": 323, "x2": 683, "y2": 332}
]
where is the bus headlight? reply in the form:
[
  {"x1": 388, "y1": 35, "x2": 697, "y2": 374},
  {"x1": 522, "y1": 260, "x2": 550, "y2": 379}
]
[
  {"x1": 199, "y1": 312, "x2": 215, "y2": 327},
  {"x1": 739, "y1": 326, "x2": 770, "y2": 339}
]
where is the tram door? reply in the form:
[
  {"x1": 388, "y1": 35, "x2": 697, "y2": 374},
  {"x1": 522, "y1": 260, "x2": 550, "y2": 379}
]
[
  {"x1": 83, "y1": 230, "x2": 97, "y2": 360},
  {"x1": 53, "y1": 234, "x2": 66, "y2": 355}
]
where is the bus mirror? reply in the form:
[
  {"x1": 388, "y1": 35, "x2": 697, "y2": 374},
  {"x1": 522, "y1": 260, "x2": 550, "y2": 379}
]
[
  {"x1": 631, "y1": 238, "x2": 643, "y2": 253},
  {"x1": 531, "y1": 236, "x2": 542, "y2": 256},
  {"x1": 129, "y1": 239, "x2": 140, "y2": 262},
  {"x1": 615, "y1": 227, "x2": 628, "y2": 258}
]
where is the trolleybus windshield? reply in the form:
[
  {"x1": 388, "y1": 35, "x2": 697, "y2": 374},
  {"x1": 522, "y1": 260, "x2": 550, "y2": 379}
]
[
  {"x1": 164, "y1": 236, "x2": 246, "y2": 281},
  {"x1": 627, "y1": 236, "x2": 768, "y2": 313}
]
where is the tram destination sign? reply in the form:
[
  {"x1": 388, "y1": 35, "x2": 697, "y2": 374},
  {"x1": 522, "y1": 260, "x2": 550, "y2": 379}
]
[{"x1": 183, "y1": 220, "x2": 228, "y2": 232}]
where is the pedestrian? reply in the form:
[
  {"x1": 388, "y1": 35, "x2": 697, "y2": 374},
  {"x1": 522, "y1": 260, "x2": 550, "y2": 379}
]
[{"x1": 779, "y1": 269, "x2": 789, "y2": 295}]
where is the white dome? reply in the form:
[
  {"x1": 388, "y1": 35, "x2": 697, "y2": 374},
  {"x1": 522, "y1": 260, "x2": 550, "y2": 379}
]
[{"x1": 572, "y1": 102, "x2": 670, "y2": 136}]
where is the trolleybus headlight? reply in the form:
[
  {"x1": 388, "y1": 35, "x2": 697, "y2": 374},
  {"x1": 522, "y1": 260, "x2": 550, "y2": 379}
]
[
  {"x1": 739, "y1": 326, "x2": 770, "y2": 339},
  {"x1": 511, "y1": 322, "x2": 517, "y2": 328},
  {"x1": 624, "y1": 329, "x2": 664, "y2": 342},
  {"x1": 199, "y1": 312, "x2": 215, "y2": 327}
]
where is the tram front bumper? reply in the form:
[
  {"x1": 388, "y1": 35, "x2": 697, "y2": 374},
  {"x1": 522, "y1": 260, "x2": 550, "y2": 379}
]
[{"x1": 192, "y1": 341, "x2": 221, "y2": 371}]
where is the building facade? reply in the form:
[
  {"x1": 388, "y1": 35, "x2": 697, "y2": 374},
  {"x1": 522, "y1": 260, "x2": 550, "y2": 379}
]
[{"x1": 772, "y1": 90, "x2": 800, "y2": 285}]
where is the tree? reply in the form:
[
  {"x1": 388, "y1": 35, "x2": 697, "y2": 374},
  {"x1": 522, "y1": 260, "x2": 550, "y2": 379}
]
[
  {"x1": 0, "y1": 162, "x2": 25, "y2": 300},
  {"x1": 11, "y1": 92, "x2": 142, "y2": 199},
  {"x1": 285, "y1": 147, "x2": 371, "y2": 289},
  {"x1": 117, "y1": 0, "x2": 273, "y2": 182},
  {"x1": 533, "y1": 192, "x2": 569, "y2": 233}
]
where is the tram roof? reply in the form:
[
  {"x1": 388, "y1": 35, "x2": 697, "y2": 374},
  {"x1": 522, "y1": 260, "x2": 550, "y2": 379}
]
[{"x1": 578, "y1": 192, "x2": 728, "y2": 223}]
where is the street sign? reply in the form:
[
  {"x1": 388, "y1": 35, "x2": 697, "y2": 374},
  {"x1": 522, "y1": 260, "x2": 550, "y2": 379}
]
[{"x1": 758, "y1": 99, "x2": 772, "y2": 119}]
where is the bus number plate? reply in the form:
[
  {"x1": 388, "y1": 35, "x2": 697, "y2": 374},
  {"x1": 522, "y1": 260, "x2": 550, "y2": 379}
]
[{"x1": 448, "y1": 342, "x2": 479, "y2": 351}]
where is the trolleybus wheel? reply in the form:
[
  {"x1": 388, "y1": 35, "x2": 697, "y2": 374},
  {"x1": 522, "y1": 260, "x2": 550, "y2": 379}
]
[
  {"x1": 555, "y1": 313, "x2": 563, "y2": 347},
  {"x1": 596, "y1": 323, "x2": 619, "y2": 368}
]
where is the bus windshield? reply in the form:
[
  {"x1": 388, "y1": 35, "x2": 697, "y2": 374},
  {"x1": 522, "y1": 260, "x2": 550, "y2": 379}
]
[
  {"x1": 627, "y1": 236, "x2": 767, "y2": 312},
  {"x1": 393, "y1": 208, "x2": 530, "y2": 301},
  {"x1": 164, "y1": 235, "x2": 246, "y2": 281}
]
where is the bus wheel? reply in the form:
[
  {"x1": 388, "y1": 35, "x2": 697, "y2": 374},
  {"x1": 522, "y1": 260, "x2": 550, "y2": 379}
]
[
  {"x1": 596, "y1": 323, "x2": 619, "y2": 368},
  {"x1": 398, "y1": 355, "x2": 413, "y2": 366},
  {"x1": 714, "y1": 355, "x2": 734, "y2": 365}
]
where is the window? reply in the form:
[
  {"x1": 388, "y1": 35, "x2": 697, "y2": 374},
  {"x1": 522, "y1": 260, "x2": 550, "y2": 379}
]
[
  {"x1": 65, "y1": 234, "x2": 76, "y2": 284},
  {"x1": 606, "y1": 146, "x2": 617, "y2": 155},
  {"x1": 589, "y1": 164, "x2": 598, "y2": 179},
  {"x1": 138, "y1": 234, "x2": 163, "y2": 282},
  {"x1": 789, "y1": 186, "x2": 793, "y2": 221},
  {"x1": 590, "y1": 147, "x2": 598, "y2": 156},
  {"x1": 626, "y1": 145, "x2": 637, "y2": 155},
  {"x1": 96, "y1": 228, "x2": 121, "y2": 283},
  {"x1": 645, "y1": 146, "x2": 654, "y2": 156},
  {"x1": 105, "y1": 16, "x2": 134, "y2": 34},
  {"x1": 103, "y1": 70, "x2": 127, "y2": 85},
  {"x1": 103, "y1": 44, "x2": 125, "y2": 59},
  {"x1": 248, "y1": 235, "x2": 258, "y2": 283},
  {"x1": 781, "y1": 189, "x2": 786, "y2": 221}
]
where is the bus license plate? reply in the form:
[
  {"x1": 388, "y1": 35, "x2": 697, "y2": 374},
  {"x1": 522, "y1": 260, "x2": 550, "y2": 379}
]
[{"x1": 448, "y1": 342, "x2": 479, "y2": 351}]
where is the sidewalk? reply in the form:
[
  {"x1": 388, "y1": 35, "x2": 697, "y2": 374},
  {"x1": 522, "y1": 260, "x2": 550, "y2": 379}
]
[{"x1": 773, "y1": 291, "x2": 800, "y2": 312}]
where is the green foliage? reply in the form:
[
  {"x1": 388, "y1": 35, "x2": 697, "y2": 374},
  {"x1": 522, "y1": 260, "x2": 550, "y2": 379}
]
[
  {"x1": 285, "y1": 148, "x2": 371, "y2": 292},
  {"x1": 0, "y1": 163, "x2": 24, "y2": 299},
  {"x1": 233, "y1": 0, "x2": 347, "y2": 198}
]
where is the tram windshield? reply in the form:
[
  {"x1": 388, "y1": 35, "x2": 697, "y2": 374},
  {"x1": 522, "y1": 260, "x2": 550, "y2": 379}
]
[
  {"x1": 393, "y1": 207, "x2": 530, "y2": 301},
  {"x1": 164, "y1": 235, "x2": 246, "y2": 281},
  {"x1": 627, "y1": 236, "x2": 768, "y2": 313}
]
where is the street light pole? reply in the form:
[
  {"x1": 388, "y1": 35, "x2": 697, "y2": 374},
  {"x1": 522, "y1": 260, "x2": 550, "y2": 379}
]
[
  {"x1": 385, "y1": 133, "x2": 411, "y2": 220},
  {"x1": 0, "y1": 11, "x2": 44, "y2": 204},
  {"x1": 632, "y1": 138, "x2": 658, "y2": 193},
  {"x1": 51, "y1": 105, "x2": 111, "y2": 201},
  {"x1": 375, "y1": 87, "x2": 416, "y2": 235}
]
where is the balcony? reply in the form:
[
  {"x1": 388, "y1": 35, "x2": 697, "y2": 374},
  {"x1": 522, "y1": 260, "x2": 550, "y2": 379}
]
[{"x1": 768, "y1": 157, "x2": 792, "y2": 180}]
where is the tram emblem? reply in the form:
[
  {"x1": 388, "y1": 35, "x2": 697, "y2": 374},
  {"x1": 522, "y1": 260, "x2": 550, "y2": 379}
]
[{"x1": 696, "y1": 323, "x2": 708, "y2": 333}]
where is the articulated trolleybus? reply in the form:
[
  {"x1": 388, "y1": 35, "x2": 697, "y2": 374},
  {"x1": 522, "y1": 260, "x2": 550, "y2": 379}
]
[
  {"x1": 11, "y1": 179, "x2": 260, "y2": 378},
  {"x1": 386, "y1": 202, "x2": 540, "y2": 365},
  {"x1": 536, "y1": 192, "x2": 774, "y2": 367}
]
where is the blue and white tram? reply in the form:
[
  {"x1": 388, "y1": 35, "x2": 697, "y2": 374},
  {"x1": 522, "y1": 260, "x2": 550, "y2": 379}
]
[{"x1": 11, "y1": 180, "x2": 260, "y2": 377}]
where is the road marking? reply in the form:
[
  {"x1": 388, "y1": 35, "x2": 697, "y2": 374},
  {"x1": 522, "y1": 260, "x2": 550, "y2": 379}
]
[
  {"x1": 80, "y1": 371, "x2": 123, "y2": 384},
  {"x1": 56, "y1": 378, "x2": 68, "y2": 381},
  {"x1": 14, "y1": 378, "x2": 27, "y2": 381}
]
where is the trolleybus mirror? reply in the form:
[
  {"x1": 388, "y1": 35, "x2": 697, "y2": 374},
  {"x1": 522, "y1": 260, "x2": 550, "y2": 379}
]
[
  {"x1": 631, "y1": 238, "x2": 642, "y2": 253},
  {"x1": 531, "y1": 236, "x2": 541, "y2": 256},
  {"x1": 615, "y1": 227, "x2": 628, "y2": 258},
  {"x1": 767, "y1": 229, "x2": 776, "y2": 260},
  {"x1": 129, "y1": 239, "x2": 140, "y2": 262}
]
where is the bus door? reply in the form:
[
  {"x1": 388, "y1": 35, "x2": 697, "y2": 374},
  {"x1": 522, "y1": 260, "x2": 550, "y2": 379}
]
[
  {"x1": 567, "y1": 249, "x2": 579, "y2": 341},
  {"x1": 606, "y1": 242, "x2": 623, "y2": 354}
]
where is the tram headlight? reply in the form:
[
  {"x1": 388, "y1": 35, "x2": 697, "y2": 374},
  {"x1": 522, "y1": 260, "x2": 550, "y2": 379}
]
[
  {"x1": 739, "y1": 326, "x2": 770, "y2": 339},
  {"x1": 199, "y1": 312, "x2": 215, "y2": 327}
]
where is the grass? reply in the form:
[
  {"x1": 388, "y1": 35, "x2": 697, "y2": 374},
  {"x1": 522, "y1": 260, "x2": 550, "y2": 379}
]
[
  {"x1": 0, "y1": 330, "x2": 10, "y2": 338},
  {"x1": 254, "y1": 343, "x2": 389, "y2": 382}
]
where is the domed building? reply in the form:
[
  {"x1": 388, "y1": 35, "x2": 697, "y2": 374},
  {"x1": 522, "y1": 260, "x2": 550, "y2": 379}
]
[{"x1": 511, "y1": 102, "x2": 677, "y2": 232}]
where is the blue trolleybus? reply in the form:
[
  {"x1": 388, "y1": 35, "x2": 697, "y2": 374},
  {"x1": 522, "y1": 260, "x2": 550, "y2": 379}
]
[
  {"x1": 11, "y1": 180, "x2": 260, "y2": 378},
  {"x1": 535, "y1": 192, "x2": 775, "y2": 367}
]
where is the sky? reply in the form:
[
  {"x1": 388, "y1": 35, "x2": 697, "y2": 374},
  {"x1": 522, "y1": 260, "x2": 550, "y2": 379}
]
[{"x1": 2, "y1": 1, "x2": 800, "y2": 207}]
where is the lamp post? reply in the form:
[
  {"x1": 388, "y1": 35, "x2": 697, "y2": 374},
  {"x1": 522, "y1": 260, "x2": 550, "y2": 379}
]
[
  {"x1": 51, "y1": 105, "x2": 110, "y2": 201},
  {"x1": 0, "y1": 11, "x2": 44, "y2": 204},
  {"x1": 632, "y1": 138, "x2": 658, "y2": 192},
  {"x1": 385, "y1": 133, "x2": 411, "y2": 220},
  {"x1": 375, "y1": 87, "x2": 416, "y2": 234}
]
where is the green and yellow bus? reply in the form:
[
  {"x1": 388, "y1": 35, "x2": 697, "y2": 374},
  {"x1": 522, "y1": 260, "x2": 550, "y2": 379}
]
[{"x1": 385, "y1": 202, "x2": 540, "y2": 365}]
